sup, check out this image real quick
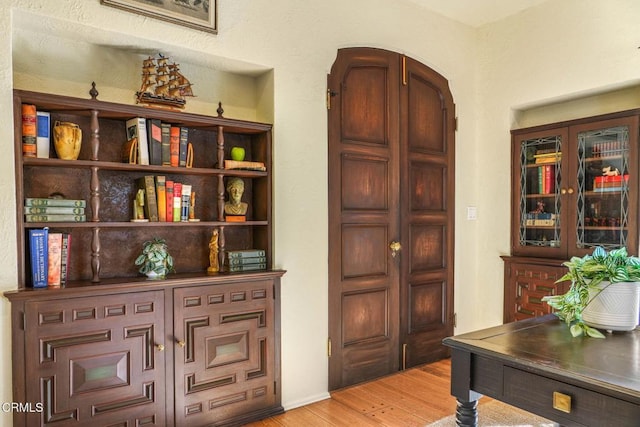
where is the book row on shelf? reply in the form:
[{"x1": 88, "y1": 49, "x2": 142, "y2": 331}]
[
  {"x1": 21, "y1": 104, "x2": 269, "y2": 173},
  {"x1": 136, "y1": 175, "x2": 198, "y2": 223},
  {"x1": 21, "y1": 103, "x2": 196, "y2": 167},
  {"x1": 535, "y1": 164, "x2": 555, "y2": 194},
  {"x1": 28, "y1": 227, "x2": 71, "y2": 288},
  {"x1": 591, "y1": 140, "x2": 628, "y2": 158}
]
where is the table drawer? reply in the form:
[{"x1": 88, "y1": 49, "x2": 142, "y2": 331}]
[{"x1": 504, "y1": 367, "x2": 640, "y2": 426}]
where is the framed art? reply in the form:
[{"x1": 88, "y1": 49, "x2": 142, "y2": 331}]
[{"x1": 101, "y1": 0, "x2": 217, "y2": 34}]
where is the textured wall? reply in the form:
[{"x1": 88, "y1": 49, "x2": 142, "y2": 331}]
[{"x1": 3, "y1": 0, "x2": 639, "y2": 424}]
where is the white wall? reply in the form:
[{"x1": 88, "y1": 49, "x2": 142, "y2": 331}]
[{"x1": 1, "y1": 0, "x2": 639, "y2": 424}]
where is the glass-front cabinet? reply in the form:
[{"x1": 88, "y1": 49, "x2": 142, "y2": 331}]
[{"x1": 511, "y1": 113, "x2": 639, "y2": 258}]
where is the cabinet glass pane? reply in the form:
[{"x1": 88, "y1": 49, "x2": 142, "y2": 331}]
[
  {"x1": 519, "y1": 136, "x2": 562, "y2": 248},
  {"x1": 576, "y1": 126, "x2": 629, "y2": 249}
]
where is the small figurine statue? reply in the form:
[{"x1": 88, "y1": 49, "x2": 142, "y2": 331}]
[
  {"x1": 224, "y1": 177, "x2": 248, "y2": 216},
  {"x1": 189, "y1": 191, "x2": 197, "y2": 221},
  {"x1": 207, "y1": 229, "x2": 219, "y2": 274},
  {"x1": 132, "y1": 189, "x2": 147, "y2": 221}
]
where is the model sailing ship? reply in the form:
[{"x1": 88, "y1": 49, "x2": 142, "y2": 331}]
[{"x1": 136, "y1": 54, "x2": 194, "y2": 109}]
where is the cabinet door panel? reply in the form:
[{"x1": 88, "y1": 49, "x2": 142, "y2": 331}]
[
  {"x1": 24, "y1": 291, "x2": 166, "y2": 426},
  {"x1": 173, "y1": 280, "x2": 277, "y2": 426},
  {"x1": 568, "y1": 115, "x2": 639, "y2": 257},
  {"x1": 511, "y1": 128, "x2": 568, "y2": 257}
]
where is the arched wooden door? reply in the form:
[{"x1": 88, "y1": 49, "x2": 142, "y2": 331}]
[{"x1": 328, "y1": 47, "x2": 455, "y2": 390}]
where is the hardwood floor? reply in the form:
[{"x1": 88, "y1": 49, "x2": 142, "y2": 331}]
[{"x1": 246, "y1": 358, "x2": 460, "y2": 426}]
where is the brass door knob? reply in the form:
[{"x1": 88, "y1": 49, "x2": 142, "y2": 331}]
[
  {"x1": 177, "y1": 340, "x2": 186, "y2": 348},
  {"x1": 390, "y1": 241, "x2": 402, "y2": 257},
  {"x1": 156, "y1": 344, "x2": 165, "y2": 352}
]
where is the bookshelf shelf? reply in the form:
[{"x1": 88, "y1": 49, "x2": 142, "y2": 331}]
[{"x1": 14, "y1": 88, "x2": 275, "y2": 286}]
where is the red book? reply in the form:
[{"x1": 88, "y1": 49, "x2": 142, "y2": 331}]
[
  {"x1": 165, "y1": 180, "x2": 174, "y2": 222},
  {"x1": 545, "y1": 165, "x2": 554, "y2": 194},
  {"x1": 170, "y1": 126, "x2": 180, "y2": 167}
]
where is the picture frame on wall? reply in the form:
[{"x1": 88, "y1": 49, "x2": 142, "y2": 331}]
[{"x1": 101, "y1": 0, "x2": 217, "y2": 34}]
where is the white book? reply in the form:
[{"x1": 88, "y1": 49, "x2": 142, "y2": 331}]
[
  {"x1": 126, "y1": 117, "x2": 149, "y2": 165},
  {"x1": 36, "y1": 111, "x2": 50, "y2": 158}
]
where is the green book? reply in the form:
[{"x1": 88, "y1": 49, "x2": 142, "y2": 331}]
[
  {"x1": 25, "y1": 214, "x2": 86, "y2": 222},
  {"x1": 227, "y1": 256, "x2": 267, "y2": 266},
  {"x1": 24, "y1": 206, "x2": 85, "y2": 215},
  {"x1": 25, "y1": 198, "x2": 86, "y2": 207},
  {"x1": 136, "y1": 176, "x2": 159, "y2": 222},
  {"x1": 228, "y1": 263, "x2": 267, "y2": 272},
  {"x1": 226, "y1": 249, "x2": 266, "y2": 259}
]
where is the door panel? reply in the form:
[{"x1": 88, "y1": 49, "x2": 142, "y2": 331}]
[
  {"x1": 328, "y1": 48, "x2": 400, "y2": 390},
  {"x1": 400, "y1": 56, "x2": 455, "y2": 368}
]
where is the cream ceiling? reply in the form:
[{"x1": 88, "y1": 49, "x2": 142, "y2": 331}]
[{"x1": 406, "y1": 0, "x2": 550, "y2": 27}]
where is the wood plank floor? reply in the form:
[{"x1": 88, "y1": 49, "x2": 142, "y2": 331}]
[{"x1": 246, "y1": 358, "x2": 461, "y2": 426}]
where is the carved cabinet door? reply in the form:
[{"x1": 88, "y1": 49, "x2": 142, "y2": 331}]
[
  {"x1": 173, "y1": 280, "x2": 279, "y2": 426},
  {"x1": 24, "y1": 290, "x2": 166, "y2": 426}
]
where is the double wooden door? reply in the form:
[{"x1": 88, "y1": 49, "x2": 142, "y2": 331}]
[{"x1": 328, "y1": 48, "x2": 455, "y2": 389}]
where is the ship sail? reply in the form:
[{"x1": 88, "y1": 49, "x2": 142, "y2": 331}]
[{"x1": 136, "y1": 54, "x2": 195, "y2": 109}]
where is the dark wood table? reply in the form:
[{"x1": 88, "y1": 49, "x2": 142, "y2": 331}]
[{"x1": 443, "y1": 315, "x2": 640, "y2": 426}]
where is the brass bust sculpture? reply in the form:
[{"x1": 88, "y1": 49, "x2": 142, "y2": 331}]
[{"x1": 224, "y1": 177, "x2": 248, "y2": 216}]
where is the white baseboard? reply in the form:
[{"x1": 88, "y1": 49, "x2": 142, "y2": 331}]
[{"x1": 283, "y1": 392, "x2": 331, "y2": 411}]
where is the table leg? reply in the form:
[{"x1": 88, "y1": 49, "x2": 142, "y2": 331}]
[{"x1": 455, "y1": 399, "x2": 478, "y2": 427}]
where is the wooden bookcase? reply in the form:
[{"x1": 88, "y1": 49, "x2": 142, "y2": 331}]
[
  {"x1": 5, "y1": 88, "x2": 284, "y2": 426},
  {"x1": 504, "y1": 109, "x2": 640, "y2": 323}
]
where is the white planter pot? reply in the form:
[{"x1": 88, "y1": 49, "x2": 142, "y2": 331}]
[{"x1": 582, "y1": 281, "x2": 640, "y2": 331}]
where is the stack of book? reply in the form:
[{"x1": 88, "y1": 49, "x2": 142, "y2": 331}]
[
  {"x1": 594, "y1": 174, "x2": 629, "y2": 192},
  {"x1": 28, "y1": 227, "x2": 71, "y2": 288},
  {"x1": 226, "y1": 249, "x2": 267, "y2": 272},
  {"x1": 24, "y1": 198, "x2": 86, "y2": 222}
]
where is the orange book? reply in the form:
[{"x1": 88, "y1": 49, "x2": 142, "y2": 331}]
[
  {"x1": 22, "y1": 104, "x2": 37, "y2": 158},
  {"x1": 170, "y1": 126, "x2": 180, "y2": 167}
]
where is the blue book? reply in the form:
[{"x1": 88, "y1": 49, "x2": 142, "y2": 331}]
[
  {"x1": 36, "y1": 111, "x2": 50, "y2": 158},
  {"x1": 29, "y1": 228, "x2": 48, "y2": 288}
]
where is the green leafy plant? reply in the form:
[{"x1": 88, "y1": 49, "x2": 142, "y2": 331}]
[
  {"x1": 135, "y1": 237, "x2": 175, "y2": 279},
  {"x1": 542, "y1": 246, "x2": 640, "y2": 338}
]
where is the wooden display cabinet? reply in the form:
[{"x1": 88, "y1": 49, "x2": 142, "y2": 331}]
[
  {"x1": 504, "y1": 110, "x2": 640, "y2": 323},
  {"x1": 4, "y1": 88, "x2": 284, "y2": 426}
]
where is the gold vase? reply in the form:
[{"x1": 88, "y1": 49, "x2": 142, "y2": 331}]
[{"x1": 53, "y1": 121, "x2": 82, "y2": 160}]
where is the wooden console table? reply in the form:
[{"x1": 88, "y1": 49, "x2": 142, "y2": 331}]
[{"x1": 443, "y1": 315, "x2": 640, "y2": 426}]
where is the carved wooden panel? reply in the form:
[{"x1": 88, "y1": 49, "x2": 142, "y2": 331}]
[
  {"x1": 410, "y1": 161, "x2": 446, "y2": 211},
  {"x1": 24, "y1": 291, "x2": 165, "y2": 426},
  {"x1": 409, "y1": 280, "x2": 445, "y2": 333},
  {"x1": 173, "y1": 280, "x2": 277, "y2": 427},
  {"x1": 342, "y1": 288, "x2": 388, "y2": 345},
  {"x1": 503, "y1": 260, "x2": 569, "y2": 323},
  {"x1": 410, "y1": 225, "x2": 446, "y2": 272},
  {"x1": 341, "y1": 224, "x2": 389, "y2": 279},
  {"x1": 341, "y1": 154, "x2": 389, "y2": 211},
  {"x1": 341, "y1": 65, "x2": 388, "y2": 145},
  {"x1": 407, "y1": 74, "x2": 445, "y2": 153}
]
